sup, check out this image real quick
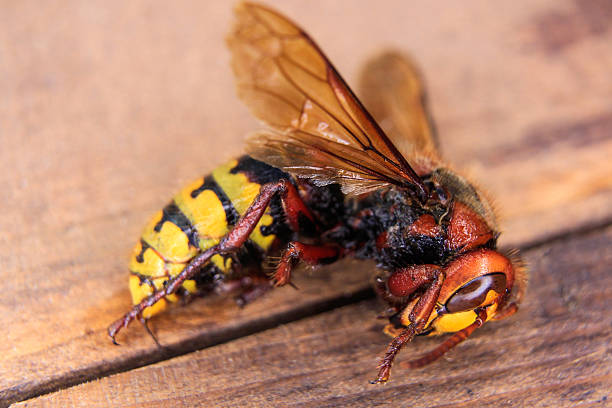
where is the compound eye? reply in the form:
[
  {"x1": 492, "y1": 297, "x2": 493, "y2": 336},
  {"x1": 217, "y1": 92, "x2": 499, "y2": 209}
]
[{"x1": 446, "y1": 273, "x2": 506, "y2": 313}]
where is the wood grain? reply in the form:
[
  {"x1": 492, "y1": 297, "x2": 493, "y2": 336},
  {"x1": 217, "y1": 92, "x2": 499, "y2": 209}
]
[
  {"x1": 2, "y1": 0, "x2": 611, "y2": 406},
  {"x1": 16, "y1": 226, "x2": 612, "y2": 407}
]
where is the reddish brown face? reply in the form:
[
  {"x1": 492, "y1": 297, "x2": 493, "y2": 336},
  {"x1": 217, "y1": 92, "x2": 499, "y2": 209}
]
[
  {"x1": 445, "y1": 272, "x2": 507, "y2": 313},
  {"x1": 384, "y1": 248, "x2": 517, "y2": 337},
  {"x1": 412, "y1": 249, "x2": 516, "y2": 335},
  {"x1": 441, "y1": 249, "x2": 515, "y2": 303}
]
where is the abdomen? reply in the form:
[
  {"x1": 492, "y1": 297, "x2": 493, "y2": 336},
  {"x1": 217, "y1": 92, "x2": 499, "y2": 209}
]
[{"x1": 128, "y1": 156, "x2": 291, "y2": 318}]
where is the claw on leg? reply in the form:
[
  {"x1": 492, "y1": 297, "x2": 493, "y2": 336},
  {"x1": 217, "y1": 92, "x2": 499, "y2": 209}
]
[
  {"x1": 371, "y1": 326, "x2": 417, "y2": 384},
  {"x1": 108, "y1": 181, "x2": 291, "y2": 343},
  {"x1": 273, "y1": 242, "x2": 340, "y2": 287},
  {"x1": 139, "y1": 316, "x2": 162, "y2": 348},
  {"x1": 371, "y1": 269, "x2": 444, "y2": 384},
  {"x1": 234, "y1": 276, "x2": 273, "y2": 307}
]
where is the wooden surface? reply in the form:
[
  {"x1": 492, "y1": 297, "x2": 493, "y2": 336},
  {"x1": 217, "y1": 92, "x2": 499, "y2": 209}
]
[
  {"x1": 2, "y1": 0, "x2": 611, "y2": 407},
  {"x1": 15, "y1": 226, "x2": 612, "y2": 407}
]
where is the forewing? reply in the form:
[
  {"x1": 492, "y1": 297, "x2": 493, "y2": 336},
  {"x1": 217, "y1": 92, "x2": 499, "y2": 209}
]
[
  {"x1": 228, "y1": 2, "x2": 426, "y2": 197},
  {"x1": 247, "y1": 130, "x2": 397, "y2": 195}
]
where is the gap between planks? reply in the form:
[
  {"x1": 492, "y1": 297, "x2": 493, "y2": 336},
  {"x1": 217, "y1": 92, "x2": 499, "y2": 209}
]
[
  {"x1": 8, "y1": 217, "x2": 612, "y2": 407},
  {"x1": 13, "y1": 223, "x2": 612, "y2": 407}
]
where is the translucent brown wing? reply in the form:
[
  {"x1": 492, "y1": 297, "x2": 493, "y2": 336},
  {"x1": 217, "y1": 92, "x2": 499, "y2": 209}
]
[
  {"x1": 358, "y1": 51, "x2": 440, "y2": 159},
  {"x1": 227, "y1": 2, "x2": 427, "y2": 198}
]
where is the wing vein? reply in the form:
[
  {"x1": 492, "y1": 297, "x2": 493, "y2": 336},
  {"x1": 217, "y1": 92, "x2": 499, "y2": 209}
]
[
  {"x1": 230, "y1": 3, "x2": 429, "y2": 199},
  {"x1": 239, "y1": 84, "x2": 303, "y2": 113},
  {"x1": 273, "y1": 56, "x2": 369, "y2": 150}
]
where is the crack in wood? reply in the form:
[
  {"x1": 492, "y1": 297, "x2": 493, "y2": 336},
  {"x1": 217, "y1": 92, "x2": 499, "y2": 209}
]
[{"x1": 7, "y1": 218, "x2": 612, "y2": 407}]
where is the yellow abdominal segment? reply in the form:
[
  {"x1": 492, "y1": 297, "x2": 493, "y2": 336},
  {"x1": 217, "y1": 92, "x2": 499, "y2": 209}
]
[
  {"x1": 127, "y1": 157, "x2": 279, "y2": 318},
  {"x1": 141, "y1": 210, "x2": 198, "y2": 262},
  {"x1": 213, "y1": 160, "x2": 275, "y2": 250},
  {"x1": 174, "y1": 179, "x2": 229, "y2": 239}
]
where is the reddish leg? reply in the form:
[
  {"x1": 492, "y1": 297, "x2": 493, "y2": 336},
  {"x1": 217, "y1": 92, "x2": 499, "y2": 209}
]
[
  {"x1": 273, "y1": 242, "x2": 340, "y2": 286},
  {"x1": 108, "y1": 179, "x2": 303, "y2": 343},
  {"x1": 280, "y1": 181, "x2": 317, "y2": 232},
  {"x1": 491, "y1": 302, "x2": 518, "y2": 321},
  {"x1": 374, "y1": 275, "x2": 401, "y2": 318},
  {"x1": 139, "y1": 316, "x2": 162, "y2": 348},
  {"x1": 371, "y1": 269, "x2": 445, "y2": 384},
  {"x1": 386, "y1": 264, "x2": 441, "y2": 298},
  {"x1": 374, "y1": 265, "x2": 441, "y2": 316},
  {"x1": 235, "y1": 276, "x2": 274, "y2": 307},
  {"x1": 213, "y1": 275, "x2": 274, "y2": 307},
  {"x1": 403, "y1": 309, "x2": 487, "y2": 369}
]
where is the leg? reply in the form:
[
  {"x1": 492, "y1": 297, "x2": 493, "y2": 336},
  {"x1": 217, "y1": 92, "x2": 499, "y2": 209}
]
[
  {"x1": 234, "y1": 275, "x2": 274, "y2": 307},
  {"x1": 371, "y1": 269, "x2": 445, "y2": 384},
  {"x1": 108, "y1": 180, "x2": 294, "y2": 344},
  {"x1": 273, "y1": 242, "x2": 341, "y2": 286},
  {"x1": 491, "y1": 302, "x2": 518, "y2": 321},
  {"x1": 374, "y1": 265, "x2": 441, "y2": 321},
  {"x1": 403, "y1": 309, "x2": 487, "y2": 369},
  {"x1": 279, "y1": 180, "x2": 317, "y2": 232},
  {"x1": 386, "y1": 264, "x2": 441, "y2": 298},
  {"x1": 212, "y1": 274, "x2": 273, "y2": 307},
  {"x1": 139, "y1": 316, "x2": 162, "y2": 348},
  {"x1": 374, "y1": 275, "x2": 401, "y2": 313}
]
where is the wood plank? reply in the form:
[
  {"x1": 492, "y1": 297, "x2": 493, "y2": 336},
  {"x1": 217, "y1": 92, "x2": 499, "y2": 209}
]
[
  {"x1": 16, "y1": 225, "x2": 612, "y2": 407},
  {"x1": 2, "y1": 0, "x2": 612, "y2": 405}
]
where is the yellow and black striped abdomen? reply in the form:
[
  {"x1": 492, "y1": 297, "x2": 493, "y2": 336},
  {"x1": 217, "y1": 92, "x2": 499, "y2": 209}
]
[{"x1": 128, "y1": 156, "x2": 290, "y2": 318}]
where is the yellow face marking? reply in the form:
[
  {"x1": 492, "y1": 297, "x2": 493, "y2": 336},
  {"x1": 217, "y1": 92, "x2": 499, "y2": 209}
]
[
  {"x1": 432, "y1": 310, "x2": 478, "y2": 333},
  {"x1": 141, "y1": 210, "x2": 197, "y2": 263},
  {"x1": 429, "y1": 290, "x2": 501, "y2": 334},
  {"x1": 485, "y1": 302, "x2": 499, "y2": 321},
  {"x1": 174, "y1": 178, "x2": 229, "y2": 240},
  {"x1": 482, "y1": 289, "x2": 500, "y2": 308},
  {"x1": 398, "y1": 289, "x2": 502, "y2": 336},
  {"x1": 213, "y1": 160, "x2": 276, "y2": 251}
]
